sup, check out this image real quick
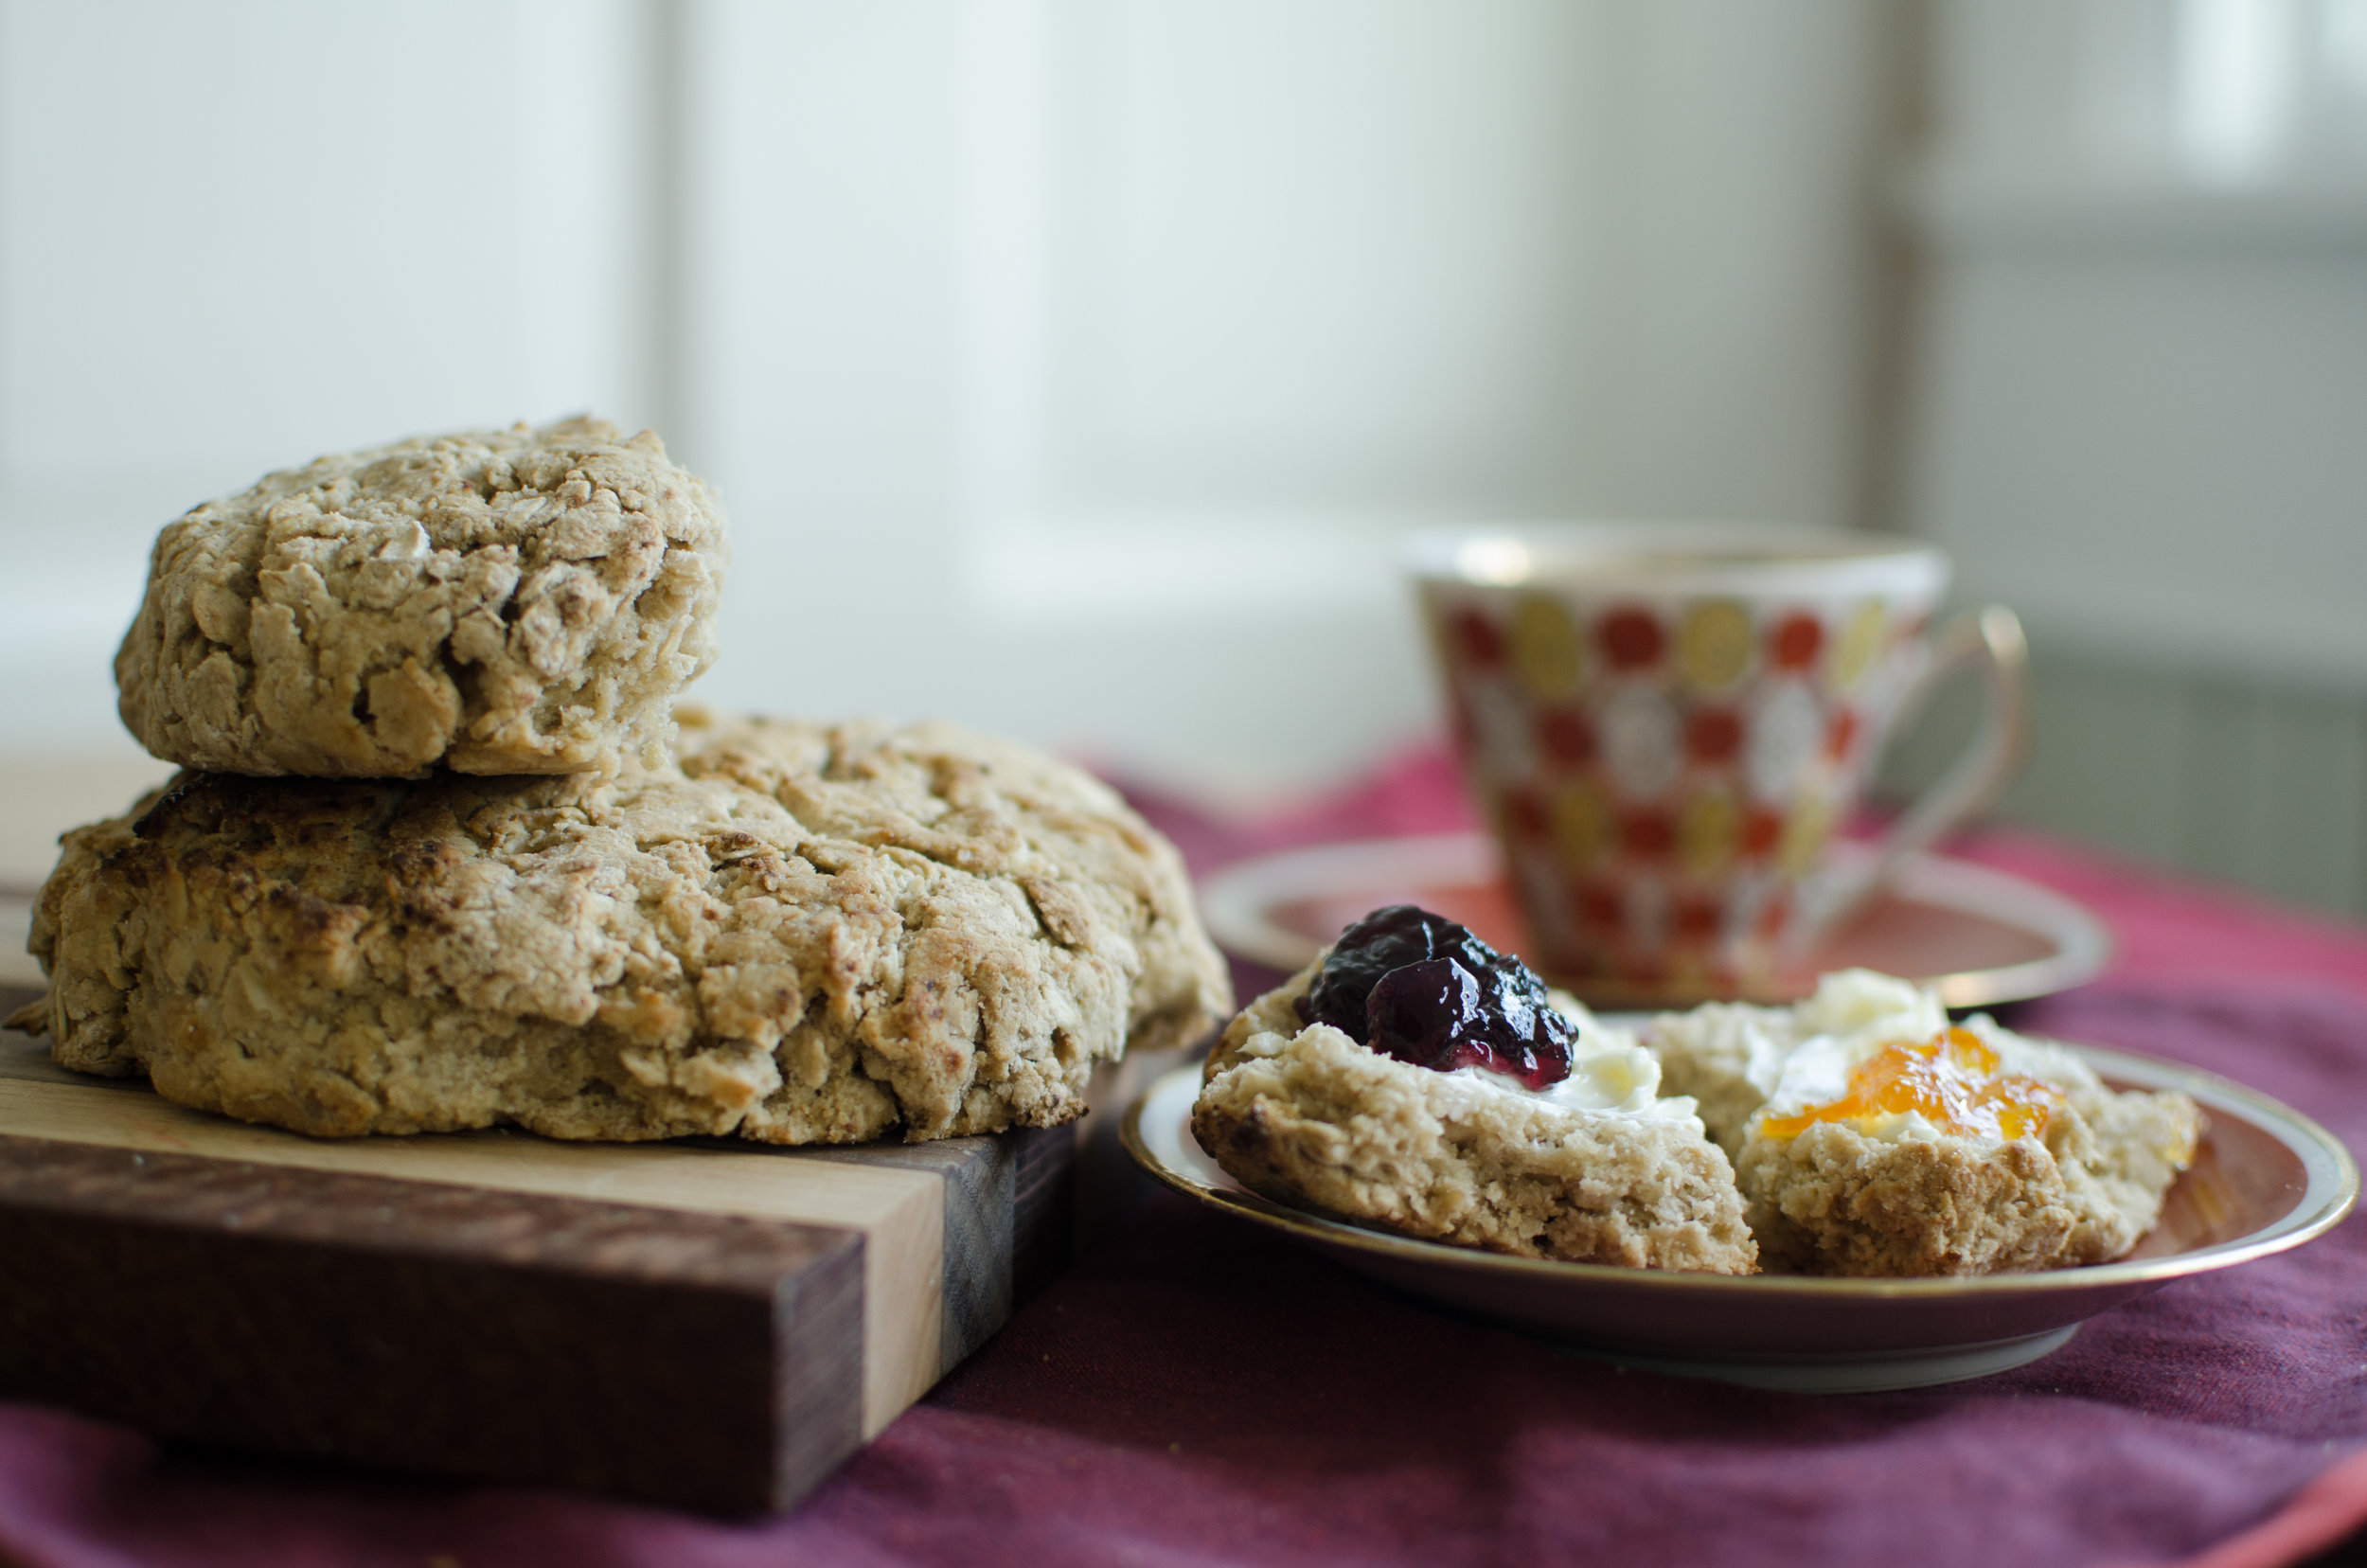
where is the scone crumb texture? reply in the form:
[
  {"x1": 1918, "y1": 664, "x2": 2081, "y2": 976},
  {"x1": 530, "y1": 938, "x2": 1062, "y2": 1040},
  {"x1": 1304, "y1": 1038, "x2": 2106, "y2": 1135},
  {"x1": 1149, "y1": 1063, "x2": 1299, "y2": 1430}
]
[{"x1": 115, "y1": 416, "x2": 727, "y2": 778}]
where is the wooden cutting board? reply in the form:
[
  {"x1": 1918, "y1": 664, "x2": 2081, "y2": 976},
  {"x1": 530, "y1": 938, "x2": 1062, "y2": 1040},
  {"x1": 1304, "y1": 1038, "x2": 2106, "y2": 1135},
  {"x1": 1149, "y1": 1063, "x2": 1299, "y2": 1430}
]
[{"x1": 0, "y1": 984, "x2": 1080, "y2": 1514}]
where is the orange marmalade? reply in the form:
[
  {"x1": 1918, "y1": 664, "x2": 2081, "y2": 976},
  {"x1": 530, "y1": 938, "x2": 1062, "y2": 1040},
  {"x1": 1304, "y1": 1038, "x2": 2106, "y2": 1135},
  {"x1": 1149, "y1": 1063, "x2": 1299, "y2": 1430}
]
[{"x1": 1756, "y1": 1027, "x2": 2059, "y2": 1142}]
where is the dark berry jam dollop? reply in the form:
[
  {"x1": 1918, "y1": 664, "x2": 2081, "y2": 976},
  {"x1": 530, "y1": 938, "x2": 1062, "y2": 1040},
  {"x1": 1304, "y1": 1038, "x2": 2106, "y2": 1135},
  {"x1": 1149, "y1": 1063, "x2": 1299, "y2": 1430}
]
[{"x1": 1295, "y1": 905, "x2": 1574, "y2": 1089}]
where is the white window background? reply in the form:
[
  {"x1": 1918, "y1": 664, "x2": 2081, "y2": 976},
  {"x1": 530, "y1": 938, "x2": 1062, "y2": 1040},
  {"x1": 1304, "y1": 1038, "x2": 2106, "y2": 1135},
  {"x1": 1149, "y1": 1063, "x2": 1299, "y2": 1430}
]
[
  {"x1": 1906, "y1": 0, "x2": 2367, "y2": 682},
  {"x1": 0, "y1": 0, "x2": 1878, "y2": 818},
  {"x1": 683, "y1": 0, "x2": 1878, "y2": 796},
  {"x1": 1892, "y1": 0, "x2": 2367, "y2": 913}
]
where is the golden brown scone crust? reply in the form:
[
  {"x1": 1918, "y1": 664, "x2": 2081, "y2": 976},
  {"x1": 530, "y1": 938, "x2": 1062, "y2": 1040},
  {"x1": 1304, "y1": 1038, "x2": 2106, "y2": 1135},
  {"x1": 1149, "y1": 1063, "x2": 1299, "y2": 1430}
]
[
  {"x1": 1736, "y1": 1087, "x2": 2203, "y2": 1276},
  {"x1": 1192, "y1": 965, "x2": 1756, "y2": 1274},
  {"x1": 115, "y1": 417, "x2": 724, "y2": 779},
  {"x1": 21, "y1": 718, "x2": 1230, "y2": 1144}
]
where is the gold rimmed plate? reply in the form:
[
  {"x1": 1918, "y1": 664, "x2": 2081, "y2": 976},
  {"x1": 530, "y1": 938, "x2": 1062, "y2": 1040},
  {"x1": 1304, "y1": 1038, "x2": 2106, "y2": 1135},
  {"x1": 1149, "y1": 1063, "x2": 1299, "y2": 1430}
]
[
  {"x1": 1195, "y1": 833, "x2": 2110, "y2": 1010},
  {"x1": 1122, "y1": 1047, "x2": 2357, "y2": 1392}
]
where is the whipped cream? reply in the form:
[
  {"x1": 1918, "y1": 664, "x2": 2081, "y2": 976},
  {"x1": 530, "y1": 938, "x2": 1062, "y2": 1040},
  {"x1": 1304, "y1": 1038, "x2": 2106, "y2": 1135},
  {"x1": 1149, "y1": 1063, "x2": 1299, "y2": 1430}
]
[
  {"x1": 1430, "y1": 998, "x2": 1701, "y2": 1126},
  {"x1": 1243, "y1": 991, "x2": 1703, "y2": 1129}
]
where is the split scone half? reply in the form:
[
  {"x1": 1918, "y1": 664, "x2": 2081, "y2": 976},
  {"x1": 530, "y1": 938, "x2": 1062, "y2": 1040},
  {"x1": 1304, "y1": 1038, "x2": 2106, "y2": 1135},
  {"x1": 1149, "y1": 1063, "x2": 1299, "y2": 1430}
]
[
  {"x1": 1192, "y1": 913, "x2": 1756, "y2": 1274},
  {"x1": 1644, "y1": 971, "x2": 2203, "y2": 1276}
]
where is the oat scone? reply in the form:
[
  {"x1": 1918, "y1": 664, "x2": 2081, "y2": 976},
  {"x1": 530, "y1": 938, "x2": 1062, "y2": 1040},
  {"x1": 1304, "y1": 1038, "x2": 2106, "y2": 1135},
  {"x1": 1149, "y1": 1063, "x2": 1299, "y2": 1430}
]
[
  {"x1": 115, "y1": 417, "x2": 725, "y2": 779},
  {"x1": 1651, "y1": 971, "x2": 2202, "y2": 1276},
  {"x1": 13, "y1": 718, "x2": 1230, "y2": 1144},
  {"x1": 1192, "y1": 939, "x2": 1757, "y2": 1274}
]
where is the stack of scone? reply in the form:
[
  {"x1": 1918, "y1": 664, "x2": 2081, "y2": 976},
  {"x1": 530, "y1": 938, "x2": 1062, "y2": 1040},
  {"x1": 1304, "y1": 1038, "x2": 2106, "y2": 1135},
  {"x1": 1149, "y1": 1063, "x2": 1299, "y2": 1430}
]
[
  {"x1": 12, "y1": 419, "x2": 1231, "y2": 1145},
  {"x1": 1193, "y1": 910, "x2": 2200, "y2": 1278}
]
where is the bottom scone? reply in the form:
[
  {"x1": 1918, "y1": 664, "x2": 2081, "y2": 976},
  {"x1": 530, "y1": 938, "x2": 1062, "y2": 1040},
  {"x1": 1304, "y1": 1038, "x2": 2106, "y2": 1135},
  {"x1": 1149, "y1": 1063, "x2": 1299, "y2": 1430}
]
[
  {"x1": 1647, "y1": 971, "x2": 2203, "y2": 1276},
  {"x1": 14, "y1": 716, "x2": 1232, "y2": 1145},
  {"x1": 1192, "y1": 909, "x2": 1756, "y2": 1274}
]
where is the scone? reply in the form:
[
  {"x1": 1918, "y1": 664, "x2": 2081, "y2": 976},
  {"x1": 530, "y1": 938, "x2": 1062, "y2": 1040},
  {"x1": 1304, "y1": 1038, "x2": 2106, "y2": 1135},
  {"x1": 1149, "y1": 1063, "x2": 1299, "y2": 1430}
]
[
  {"x1": 114, "y1": 416, "x2": 725, "y2": 779},
  {"x1": 1646, "y1": 971, "x2": 2202, "y2": 1276},
  {"x1": 12, "y1": 717, "x2": 1230, "y2": 1144},
  {"x1": 1192, "y1": 908, "x2": 1756, "y2": 1274}
]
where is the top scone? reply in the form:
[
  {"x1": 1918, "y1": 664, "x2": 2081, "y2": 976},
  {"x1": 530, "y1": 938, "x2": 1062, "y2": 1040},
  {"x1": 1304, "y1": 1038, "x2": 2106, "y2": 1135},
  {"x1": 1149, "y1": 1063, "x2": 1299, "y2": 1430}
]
[{"x1": 115, "y1": 417, "x2": 725, "y2": 779}]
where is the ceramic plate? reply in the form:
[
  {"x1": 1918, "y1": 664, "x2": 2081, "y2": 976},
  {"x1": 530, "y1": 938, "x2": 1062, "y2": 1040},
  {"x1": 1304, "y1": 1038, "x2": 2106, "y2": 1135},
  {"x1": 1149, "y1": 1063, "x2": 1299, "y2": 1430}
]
[
  {"x1": 1123, "y1": 1049, "x2": 2357, "y2": 1392},
  {"x1": 1197, "y1": 833, "x2": 2109, "y2": 1010}
]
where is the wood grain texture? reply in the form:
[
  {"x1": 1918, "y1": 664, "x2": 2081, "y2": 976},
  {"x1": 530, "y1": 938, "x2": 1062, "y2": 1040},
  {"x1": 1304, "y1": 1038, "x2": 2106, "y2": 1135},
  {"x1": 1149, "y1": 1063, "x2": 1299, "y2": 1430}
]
[
  {"x1": 800, "y1": 1127, "x2": 1072, "y2": 1368},
  {"x1": 0, "y1": 1131, "x2": 863, "y2": 1511},
  {"x1": 0, "y1": 1011, "x2": 1080, "y2": 1511},
  {"x1": 0, "y1": 1034, "x2": 945, "y2": 1436}
]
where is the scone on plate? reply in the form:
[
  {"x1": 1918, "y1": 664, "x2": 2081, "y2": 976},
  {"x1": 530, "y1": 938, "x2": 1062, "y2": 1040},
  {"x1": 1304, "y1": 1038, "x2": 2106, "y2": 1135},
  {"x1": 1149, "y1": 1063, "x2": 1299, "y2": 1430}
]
[
  {"x1": 13, "y1": 717, "x2": 1230, "y2": 1145},
  {"x1": 1192, "y1": 907, "x2": 1756, "y2": 1274},
  {"x1": 114, "y1": 416, "x2": 725, "y2": 780},
  {"x1": 1645, "y1": 971, "x2": 2203, "y2": 1276}
]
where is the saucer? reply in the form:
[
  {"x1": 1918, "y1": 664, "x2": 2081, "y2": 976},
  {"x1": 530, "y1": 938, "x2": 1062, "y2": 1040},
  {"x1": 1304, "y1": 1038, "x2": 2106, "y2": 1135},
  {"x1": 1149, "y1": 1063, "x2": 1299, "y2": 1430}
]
[
  {"x1": 1195, "y1": 832, "x2": 2110, "y2": 1009},
  {"x1": 1123, "y1": 1051, "x2": 2357, "y2": 1392}
]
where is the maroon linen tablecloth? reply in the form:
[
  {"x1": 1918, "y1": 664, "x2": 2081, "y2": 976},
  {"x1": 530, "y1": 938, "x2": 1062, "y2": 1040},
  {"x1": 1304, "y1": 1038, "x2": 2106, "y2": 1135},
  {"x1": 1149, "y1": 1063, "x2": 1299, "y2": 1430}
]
[{"x1": 5, "y1": 743, "x2": 2366, "y2": 1568}]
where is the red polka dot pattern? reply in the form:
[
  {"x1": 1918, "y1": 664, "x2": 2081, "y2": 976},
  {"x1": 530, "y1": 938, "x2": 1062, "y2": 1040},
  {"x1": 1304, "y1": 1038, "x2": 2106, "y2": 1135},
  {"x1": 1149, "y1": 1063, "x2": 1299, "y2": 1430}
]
[
  {"x1": 1451, "y1": 608, "x2": 1504, "y2": 668},
  {"x1": 1825, "y1": 707, "x2": 1860, "y2": 763},
  {"x1": 1620, "y1": 809, "x2": 1675, "y2": 858},
  {"x1": 1598, "y1": 607, "x2": 1664, "y2": 670},
  {"x1": 1771, "y1": 613, "x2": 1823, "y2": 670},
  {"x1": 1741, "y1": 808, "x2": 1783, "y2": 858},
  {"x1": 1426, "y1": 590, "x2": 1927, "y2": 984},
  {"x1": 1674, "y1": 897, "x2": 1721, "y2": 941},
  {"x1": 1537, "y1": 708, "x2": 1594, "y2": 766},
  {"x1": 1684, "y1": 708, "x2": 1741, "y2": 764},
  {"x1": 1502, "y1": 788, "x2": 1549, "y2": 840}
]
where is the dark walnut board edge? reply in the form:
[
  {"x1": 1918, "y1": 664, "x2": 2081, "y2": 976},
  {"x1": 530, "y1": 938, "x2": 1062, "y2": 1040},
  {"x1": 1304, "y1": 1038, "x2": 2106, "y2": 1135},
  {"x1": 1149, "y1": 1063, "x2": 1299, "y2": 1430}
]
[
  {"x1": 0, "y1": 989, "x2": 1077, "y2": 1514},
  {"x1": 0, "y1": 1132, "x2": 864, "y2": 1512}
]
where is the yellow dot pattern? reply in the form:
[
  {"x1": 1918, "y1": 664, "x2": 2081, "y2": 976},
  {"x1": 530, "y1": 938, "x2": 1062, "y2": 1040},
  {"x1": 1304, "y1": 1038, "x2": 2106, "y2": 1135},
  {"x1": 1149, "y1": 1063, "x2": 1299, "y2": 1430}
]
[
  {"x1": 1552, "y1": 780, "x2": 1610, "y2": 871},
  {"x1": 1831, "y1": 599, "x2": 1888, "y2": 690},
  {"x1": 1677, "y1": 600, "x2": 1753, "y2": 691},
  {"x1": 1678, "y1": 789, "x2": 1740, "y2": 877},
  {"x1": 1510, "y1": 596, "x2": 1583, "y2": 699},
  {"x1": 1778, "y1": 793, "x2": 1834, "y2": 876}
]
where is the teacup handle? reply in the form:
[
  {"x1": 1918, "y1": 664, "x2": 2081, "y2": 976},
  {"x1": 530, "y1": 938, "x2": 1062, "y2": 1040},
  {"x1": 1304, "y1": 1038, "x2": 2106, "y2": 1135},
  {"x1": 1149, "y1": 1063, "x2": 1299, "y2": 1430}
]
[{"x1": 1799, "y1": 604, "x2": 2030, "y2": 942}]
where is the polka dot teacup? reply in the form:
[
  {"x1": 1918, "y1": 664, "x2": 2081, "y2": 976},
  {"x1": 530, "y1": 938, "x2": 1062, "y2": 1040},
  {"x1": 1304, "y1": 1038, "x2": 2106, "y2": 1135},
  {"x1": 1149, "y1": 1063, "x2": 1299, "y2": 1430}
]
[{"x1": 1411, "y1": 525, "x2": 2025, "y2": 999}]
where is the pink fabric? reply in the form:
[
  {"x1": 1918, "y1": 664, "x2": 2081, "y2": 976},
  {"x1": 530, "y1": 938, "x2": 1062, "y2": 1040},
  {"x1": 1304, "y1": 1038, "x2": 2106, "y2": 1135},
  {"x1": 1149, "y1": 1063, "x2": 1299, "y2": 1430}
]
[
  {"x1": 2149, "y1": 1449, "x2": 2367, "y2": 1568},
  {"x1": 1953, "y1": 829, "x2": 2367, "y2": 1004},
  {"x1": 4, "y1": 740, "x2": 2365, "y2": 1568}
]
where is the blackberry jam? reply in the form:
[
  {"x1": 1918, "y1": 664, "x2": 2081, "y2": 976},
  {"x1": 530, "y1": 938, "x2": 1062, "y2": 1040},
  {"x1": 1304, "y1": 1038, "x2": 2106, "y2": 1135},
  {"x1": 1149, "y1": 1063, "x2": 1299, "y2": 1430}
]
[{"x1": 1295, "y1": 905, "x2": 1574, "y2": 1089}]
